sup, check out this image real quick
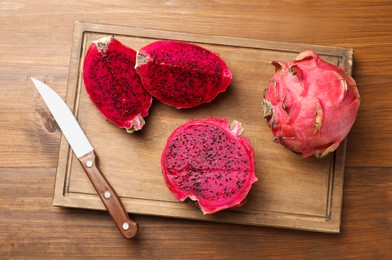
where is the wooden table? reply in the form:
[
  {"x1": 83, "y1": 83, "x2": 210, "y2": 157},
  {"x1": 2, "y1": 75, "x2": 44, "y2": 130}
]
[{"x1": 1, "y1": 1, "x2": 391, "y2": 258}]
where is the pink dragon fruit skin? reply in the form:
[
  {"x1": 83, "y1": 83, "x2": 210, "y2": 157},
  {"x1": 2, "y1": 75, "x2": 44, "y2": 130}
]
[
  {"x1": 263, "y1": 50, "x2": 360, "y2": 158},
  {"x1": 135, "y1": 40, "x2": 232, "y2": 109},
  {"x1": 161, "y1": 117, "x2": 257, "y2": 214},
  {"x1": 83, "y1": 36, "x2": 153, "y2": 133}
]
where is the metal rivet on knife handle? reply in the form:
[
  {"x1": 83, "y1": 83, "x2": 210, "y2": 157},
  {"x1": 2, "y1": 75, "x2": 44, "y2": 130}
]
[
  {"x1": 79, "y1": 151, "x2": 138, "y2": 239},
  {"x1": 104, "y1": 191, "x2": 111, "y2": 199},
  {"x1": 122, "y1": 222, "x2": 130, "y2": 230},
  {"x1": 32, "y1": 78, "x2": 138, "y2": 239},
  {"x1": 86, "y1": 160, "x2": 93, "y2": 168}
]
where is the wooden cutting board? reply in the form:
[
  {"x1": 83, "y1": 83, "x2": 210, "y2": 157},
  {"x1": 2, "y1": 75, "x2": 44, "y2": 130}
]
[{"x1": 53, "y1": 21, "x2": 353, "y2": 233}]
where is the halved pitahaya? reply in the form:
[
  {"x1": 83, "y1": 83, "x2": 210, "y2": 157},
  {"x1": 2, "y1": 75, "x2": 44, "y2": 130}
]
[
  {"x1": 161, "y1": 117, "x2": 257, "y2": 214},
  {"x1": 263, "y1": 50, "x2": 360, "y2": 158},
  {"x1": 135, "y1": 40, "x2": 232, "y2": 109},
  {"x1": 83, "y1": 36, "x2": 152, "y2": 133}
]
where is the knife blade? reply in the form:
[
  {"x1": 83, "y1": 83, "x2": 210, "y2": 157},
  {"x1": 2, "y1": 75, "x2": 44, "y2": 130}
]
[{"x1": 32, "y1": 77, "x2": 138, "y2": 239}]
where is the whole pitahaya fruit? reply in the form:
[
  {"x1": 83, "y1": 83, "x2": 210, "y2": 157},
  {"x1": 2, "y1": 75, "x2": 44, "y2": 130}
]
[
  {"x1": 83, "y1": 36, "x2": 152, "y2": 133},
  {"x1": 135, "y1": 40, "x2": 232, "y2": 109},
  {"x1": 263, "y1": 50, "x2": 360, "y2": 158},
  {"x1": 161, "y1": 117, "x2": 257, "y2": 214}
]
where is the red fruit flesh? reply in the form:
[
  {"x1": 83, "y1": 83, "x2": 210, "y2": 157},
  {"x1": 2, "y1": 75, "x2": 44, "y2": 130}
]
[
  {"x1": 135, "y1": 40, "x2": 232, "y2": 109},
  {"x1": 263, "y1": 50, "x2": 360, "y2": 158},
  {"x1": 83, "y1": 36, "x2": 152, "y2": 133},
  {"x1": 161, "y1": 117, "x2": 257, "y2": 214}
]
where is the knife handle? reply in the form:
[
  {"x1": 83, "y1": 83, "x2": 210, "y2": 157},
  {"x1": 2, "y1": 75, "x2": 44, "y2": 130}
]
[{"x1": 79, "y1": 151, "x2": 138, "y2": 239}]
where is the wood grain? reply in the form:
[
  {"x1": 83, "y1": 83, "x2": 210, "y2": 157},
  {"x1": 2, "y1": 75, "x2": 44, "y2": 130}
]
[
  {"x1": 0, "y1": 167, "x2": 390, "y2": 258},
  {"x1": 51, "y1": 22, "x2": 351, "y2": 233},
  {"x1": 1, "y1": 0, "x2": 391, "y2": 258},
  {"x1": 79, "y1": 151, "x2": 138, "y2": 239}
]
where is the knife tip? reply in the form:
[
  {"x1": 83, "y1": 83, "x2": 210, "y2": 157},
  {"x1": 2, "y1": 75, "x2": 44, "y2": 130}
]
[
  {"x1": 31, "y1": 77, "x2": 38, "y2": 84},
  {"x1": 30, "y1": 77, "x2": 44, "y2": 92}
]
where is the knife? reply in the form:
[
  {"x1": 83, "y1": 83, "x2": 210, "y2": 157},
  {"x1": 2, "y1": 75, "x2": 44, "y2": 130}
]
[{"x1": 32, "y1": 77, "x2": 138, "y2": 239}]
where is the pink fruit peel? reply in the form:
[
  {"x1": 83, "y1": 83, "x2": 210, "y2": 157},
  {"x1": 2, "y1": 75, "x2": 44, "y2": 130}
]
[
  {"x1": 83, "y1": 36, "x2": 152, "y2": 133},
  {"x1": 161, "y1": 117, "x2": 257, "y2": 214},
  {"x1": 135, "y1": 40, "x2": 232, "y2": 109},
  {"x1": 263, "y1": 50, "x2": 360, "y2": 158}
]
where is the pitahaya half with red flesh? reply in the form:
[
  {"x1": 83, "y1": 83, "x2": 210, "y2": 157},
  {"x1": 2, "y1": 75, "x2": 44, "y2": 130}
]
[
  {"x1": 135, "y1": 40, "x2": 232, "y2": 109},
  {"x1": 161, "y1": 117, "x2": 257, "y2": 214},
  {"x1": 83, "y1": 36, "x2": 152, "y2": 133},
  {"x1": 263, "y1": 50, "x2": 360, "y2": 158}
]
